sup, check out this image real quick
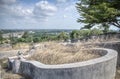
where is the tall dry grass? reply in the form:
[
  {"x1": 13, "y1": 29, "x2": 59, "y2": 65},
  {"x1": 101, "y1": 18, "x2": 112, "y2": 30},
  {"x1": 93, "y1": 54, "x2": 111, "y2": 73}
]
[
  {"x1": 0, "y1": 58, "x2": 23, "y2": 79},
  {"x1": 13, "y1": 43, "x2": 30, "y2": 50},
  {"x1": 0, "y1": 43, "x2": 30, "y2": 51},
  {"x1": 29, "y1": 42, "x2": 100, "y2": 65}
]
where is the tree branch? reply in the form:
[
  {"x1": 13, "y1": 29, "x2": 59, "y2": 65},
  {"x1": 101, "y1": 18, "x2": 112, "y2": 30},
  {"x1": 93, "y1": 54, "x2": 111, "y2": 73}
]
[{"x1": 110, "y1": 22, "x2": 120, "y2": 28}]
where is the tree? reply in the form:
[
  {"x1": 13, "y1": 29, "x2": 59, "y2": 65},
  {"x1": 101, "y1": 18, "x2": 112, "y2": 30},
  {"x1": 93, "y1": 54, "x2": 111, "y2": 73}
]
[
  {"x1": 90, "y1": 28, "x2": 103, "y2": 35},
  {"x1": 9, "y1": 34, "x2": 18, "y2": 48},
  {"x1": 33, "y1": 37, "x2": 40, "y2": 43},
  {"x1": 22, "y1": 31, "x2": 33, "y2": 43},
  {"x1": 22, "y1": 31, "x2": 29, "y2": 38},
  {"x1": 70, "y1": 29, "x2": 103, "y2": 40},
  {"x1": 0, "y1": 31, "x2": 3, "y2": 44},
  {"x1": 76, "y1": 0, "x2": 120, "y2": 30},
  {"x1": 17, "y1": 38, "x2": 25, "y2": 42},
  {"x1": 57, "y1": 32, "x2": 69, "y2": 41},
  {"x1": 70, "y1": 30, "x2": 80, "y2": 39}
]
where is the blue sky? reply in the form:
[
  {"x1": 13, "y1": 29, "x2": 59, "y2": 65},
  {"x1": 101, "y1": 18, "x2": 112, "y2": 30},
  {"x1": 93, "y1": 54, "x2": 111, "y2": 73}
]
[{"x1": 0, "y1": 0, "x2": 83, "y2": 29}]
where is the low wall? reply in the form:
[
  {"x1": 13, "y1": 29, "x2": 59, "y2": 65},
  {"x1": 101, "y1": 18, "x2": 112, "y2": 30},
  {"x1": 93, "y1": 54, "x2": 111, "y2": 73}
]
[
  {"x1": 9, "y1": 48, "x2": 117, "y2": 79},
  {"x1": 95, "y1": 41, "x2": 120, "y2": 66}
]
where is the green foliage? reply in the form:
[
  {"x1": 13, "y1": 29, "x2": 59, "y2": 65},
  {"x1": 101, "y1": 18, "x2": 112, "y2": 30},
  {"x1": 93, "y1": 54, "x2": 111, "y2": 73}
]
[
  {"x1": 76, "y1": 0, "x2": 120, "y2": 30},
  {"x1": 70, "y1": 29, "x2": 103, "y2": 40},
  {"x1": 70, "y1": 30, "x2": 80, "y2": 39},
  {"x1": 10, "y1": 37, "x2": 18, "y2": 45},
  {"x1": 90, "y1": 28, "x2": 103, "y2": 35},
  {"x1": 0, "y1": 31, "x2": 3, "y2": 44},
  {"x1": 17, "y1": 38, "x2": 26, "y2": 42},
  {"x1": 22, "y1": 31, "x2": 33, "y2": 43},
  {"x1": 57, "y1": 32, "x2": 69, "y2": 41},
  {"x1": 33, "y1": 37, "x2": 40, "y2": 43},
  {"x1": 22, "y1": 31, "x2": 29, "y2": 38}
]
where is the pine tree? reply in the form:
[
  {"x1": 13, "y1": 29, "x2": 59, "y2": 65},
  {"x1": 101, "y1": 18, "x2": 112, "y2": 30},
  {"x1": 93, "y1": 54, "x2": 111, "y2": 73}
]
[{"x1": 76, "y1": 0, "x2": 120, "y2": 30}]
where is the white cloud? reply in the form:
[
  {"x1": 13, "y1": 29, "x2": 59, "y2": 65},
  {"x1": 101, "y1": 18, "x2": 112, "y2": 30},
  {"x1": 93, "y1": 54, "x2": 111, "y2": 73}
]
[
  {"x1": 63, "y1": 15, "x2": 67, "y2": 18},
  {"x1": 56, "y1": 0, "x2": 68, "y2": 3},
  {"x1": 33, "y1": 1, "x2": 57, "y2": 19},
  {"x1": 0, "y1": 0, "x2": 81, "y2": 29},
  {"x1": 11, "y1": 6, "x2": 33, "y2": 18},
  {"x1": 0, "y1": 0, "x2": 16, "y2": 5}
]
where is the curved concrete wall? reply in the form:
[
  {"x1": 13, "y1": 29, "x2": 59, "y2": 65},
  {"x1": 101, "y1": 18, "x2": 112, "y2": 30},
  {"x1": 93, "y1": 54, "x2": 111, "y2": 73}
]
[
  {"x1": 13, "y1": 48, "x2": 118, "y2": 79},
  {"x1": 95, "y1": 41, "x2": 120, "y2": 66}
]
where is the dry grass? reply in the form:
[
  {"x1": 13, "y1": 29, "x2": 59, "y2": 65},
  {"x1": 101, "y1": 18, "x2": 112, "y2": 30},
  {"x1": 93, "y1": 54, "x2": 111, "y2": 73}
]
[
  {"x1": 0, "y1": 70, "x2": 23, "y2": 79},
  {"x1": 0, "y1": 43, "x2": 30, "y2": 51},
  {"x1": 0, "y1": 47, "x2": 12, "y2": 51},
  {"x1": 115, "y1": 67, "x2": 120, "y2": 79},
  {"x1": 0, "y1": 59, "x2": 24, "y2": 79},
  {"x1": 29, "y1": 42, "x2": 101, "y2": 65},
  {"x1": 13, "y1": 43, "x2": 30, "y2": 50}
]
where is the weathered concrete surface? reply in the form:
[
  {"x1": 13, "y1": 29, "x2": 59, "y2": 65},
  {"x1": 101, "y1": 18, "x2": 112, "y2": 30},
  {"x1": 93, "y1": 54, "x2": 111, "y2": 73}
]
[
  {"x1": 8, "y1": 54, "x2": 30, "y2": 71},
  {"x1": 11, "y1": 48, "x2": 117, "y2": 79},
  {"x1": 95, "y1": 41, "x2": 120, "y2": 66}
]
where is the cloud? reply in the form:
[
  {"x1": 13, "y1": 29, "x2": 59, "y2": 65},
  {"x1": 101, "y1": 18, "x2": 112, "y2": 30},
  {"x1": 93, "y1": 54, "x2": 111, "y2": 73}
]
[
  {"x1": 56, "y1": 0, "x2": 68, "y2": 3},
  {"x1": 0, "y1": 0, "x2": 58, "y2": 29},
  {"x1": 33, "y1": 1, "x2": 57, "y2": 19},
  {"x1": 10, "y1": 6, "x2": 33, "y2": 18},
  {"x1": 63, "y1": 15, "x2": 67, "y2": 18},
  {"x1": 0, "y1": 0, "x2": 16, "y2": 6},
  {"x1": 0, "y1": 5, "x2": 33, "y2": 19},
  {"x1": 0, "y1": 0, "x2": 81, "y2": 29}
]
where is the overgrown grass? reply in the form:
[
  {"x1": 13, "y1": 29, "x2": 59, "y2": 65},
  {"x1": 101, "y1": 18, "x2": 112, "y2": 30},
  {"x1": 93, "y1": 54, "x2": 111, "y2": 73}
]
[
  {"x1": 0, "y1": 59, "x2": 23, "y2": 79},
  {"x1": 12, "y1": 43, "x2": 30, "y2": 50},
  {"x1": 29, "y1": 42, "x2": 101, "y2": 65},
  {"x1": 0, "y1": 43, "x2": 30, "y2": 51}
]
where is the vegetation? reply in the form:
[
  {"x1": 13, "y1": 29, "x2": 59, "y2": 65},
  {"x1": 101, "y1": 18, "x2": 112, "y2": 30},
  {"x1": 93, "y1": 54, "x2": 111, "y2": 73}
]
[
  {"x1": 29, "y1": 42, "x2": 100, "y2": 65},
  {"x1": 0, "y1": 31, "x2": 3, "y2": 44},
  {"x1": 8, "y1": 31, "x2": 70, "y2": 43},
  {"x1": 70, "y1": 28, "x2": 103, "y2": 40},
  {"x1": 0, "y1": 29, "x2": 119, "y2": 45},
  {"x1": 76, "y1": 0, "x2": 120, "y2": 32},
  {"x1": 0, "y1": 58, "x2": 23, "y2": 79},
  {"x1": 57, "y1": 32, "x2": 70, "y2": 41}
]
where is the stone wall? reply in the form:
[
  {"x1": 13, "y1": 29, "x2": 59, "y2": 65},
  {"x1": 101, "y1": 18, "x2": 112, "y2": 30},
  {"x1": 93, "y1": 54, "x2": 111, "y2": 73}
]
[{"x1": 9, "y1": 48, "x2": 118, "y2": 79}]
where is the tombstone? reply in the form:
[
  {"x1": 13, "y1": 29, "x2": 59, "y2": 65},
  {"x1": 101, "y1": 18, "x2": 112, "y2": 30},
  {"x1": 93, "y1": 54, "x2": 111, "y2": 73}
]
[
  {"x1": 12, "y1": 60, "x2": 21, "y2": 74},
  {"x1": 8, "y1": 58, "x2": 14, "y2": 70}
]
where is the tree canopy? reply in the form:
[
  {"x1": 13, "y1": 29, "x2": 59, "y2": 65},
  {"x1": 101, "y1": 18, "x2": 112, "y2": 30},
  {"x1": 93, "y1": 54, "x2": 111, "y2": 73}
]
[
  {"x1": 76, "y1": 0, "x2": 120, "y2": 30},
  {"x1": 70, "y1": 29, "x2": 103, "y2": 40},
  {"x1": 57, "y1": 32, "x2": 69, "y2": 41}
]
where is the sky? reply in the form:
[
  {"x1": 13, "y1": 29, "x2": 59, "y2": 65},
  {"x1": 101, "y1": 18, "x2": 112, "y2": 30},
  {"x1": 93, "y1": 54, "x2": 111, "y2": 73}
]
[{"x1": 0, "y1": 0, "x2": 83, "y2": 29}]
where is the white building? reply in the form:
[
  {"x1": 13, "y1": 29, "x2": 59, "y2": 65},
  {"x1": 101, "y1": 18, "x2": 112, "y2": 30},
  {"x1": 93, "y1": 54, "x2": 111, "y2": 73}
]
[{"x1": 2, "y1": 32, "x2": 24, "y2": 38}]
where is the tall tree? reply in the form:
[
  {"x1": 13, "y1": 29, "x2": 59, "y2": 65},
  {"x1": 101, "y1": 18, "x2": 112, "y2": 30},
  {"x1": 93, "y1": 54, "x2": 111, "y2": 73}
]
[{"x1": 76, "y1": 0, "x2": 120, "y2": 30}]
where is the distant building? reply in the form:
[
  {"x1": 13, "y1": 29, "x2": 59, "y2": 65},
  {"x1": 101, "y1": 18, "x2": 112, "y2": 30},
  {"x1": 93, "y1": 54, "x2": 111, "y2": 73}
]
[
  {"x1": 28, "y1": 31, "x2": 35, "y2": 34},
  {"x1": 2, "y1": 32, "x2": 24, "y2": 38}
]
